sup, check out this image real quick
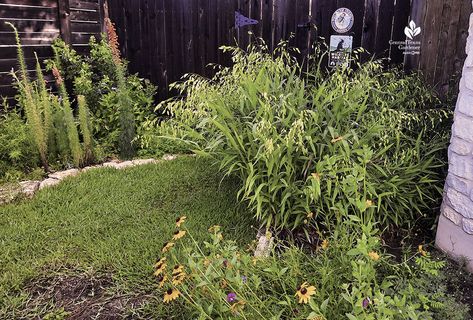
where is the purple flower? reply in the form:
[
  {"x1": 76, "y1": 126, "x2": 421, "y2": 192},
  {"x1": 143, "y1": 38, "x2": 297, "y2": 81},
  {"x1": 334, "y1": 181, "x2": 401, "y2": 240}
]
[
  {"x1": 227, "y1": 292, "x2": 237, "y2": 303},
  {"x1": 241, "y1": 275, "x2": 247, "y2": 283},
  {"x1": 362, "y1": 297, "x2": 371, "y2": 308}
]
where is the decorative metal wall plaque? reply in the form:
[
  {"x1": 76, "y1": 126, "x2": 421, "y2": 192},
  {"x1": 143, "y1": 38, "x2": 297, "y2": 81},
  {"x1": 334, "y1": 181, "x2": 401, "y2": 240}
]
[
  {"x1": 235, "y1": 11, "x2": 258, "y2": 28},
  {"x1": 331, "y1": 8, "x2": 354, "y2": 34}
]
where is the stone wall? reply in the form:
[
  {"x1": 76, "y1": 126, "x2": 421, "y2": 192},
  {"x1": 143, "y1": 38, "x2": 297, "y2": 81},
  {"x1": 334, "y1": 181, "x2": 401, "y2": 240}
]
[{"x1": 436, "y1": 5, "x2": 473, "y2": 271}]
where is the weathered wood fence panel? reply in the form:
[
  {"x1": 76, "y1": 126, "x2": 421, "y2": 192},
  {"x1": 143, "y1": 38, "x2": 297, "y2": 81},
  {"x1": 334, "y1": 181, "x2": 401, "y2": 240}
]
[
  {"x1": 108, "y1": 0, "x2": 470, "y2": 101},
  {"x1": 0, "y1": 0, "x2": 105, "y2": 105},
  {"x1": 0, "y1": 0, "x2": 470, "y2": 102}
]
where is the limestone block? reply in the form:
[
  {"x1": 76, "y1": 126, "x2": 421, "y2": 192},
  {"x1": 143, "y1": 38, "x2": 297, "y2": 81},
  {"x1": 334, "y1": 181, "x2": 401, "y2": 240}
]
[
  {"x1": 39, "y1": 178, "x2": 61, "y2": 190},
  {"x1": 20, "y1": 180, "x2": 41, "y2": 197},
  {"x1": 442, "y1": 203, "x2": 464, "y2": 226},
  {"x1": 132, "y1": 159, "x2": 157, "y2": 166},
  {"x1": 81, "y1": 165, "x2": 103, "y2": 172},
  {"x1": 445, "y1": 186, "x2": 473, "y2": 219},
  {"x1": 449, "y1": 137, "x2": 473, "y2": 156},
  {"x1": 463, "y1": 218, "x2": 473, "y2": 234},
  {"x1": 102, "y1": 161, "x2": 121, "y2": 169},
  {"x1": 456, "y1": 92, "x2": 473, "y2": 118},
  {"x1": 436, "y1": 215, "x2": 473, "y2": 272},
  {"x1": 448, "y1": 151, "x2": 473, "y2": 180},
  {"x1": 49, "y1": 169, "x2": 80, "y2": 180},
  {"x1": 446, "y1": 174, "x2": 470, "y2": 195},
  {"x1": 452, "y1": 113, "x2": 473, "y2": 143},
  {"x1": 162, "y1": 154, "x2": 177, "y2": 161},
  {"x1": 114, "y1": 161, "x2": 135, "y2": 169}
]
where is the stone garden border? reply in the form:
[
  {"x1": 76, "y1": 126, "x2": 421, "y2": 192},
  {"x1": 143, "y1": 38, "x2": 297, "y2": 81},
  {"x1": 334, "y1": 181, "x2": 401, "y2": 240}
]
[{"x1": 0, "y1": 155, "x2": 179, "y2": 205}]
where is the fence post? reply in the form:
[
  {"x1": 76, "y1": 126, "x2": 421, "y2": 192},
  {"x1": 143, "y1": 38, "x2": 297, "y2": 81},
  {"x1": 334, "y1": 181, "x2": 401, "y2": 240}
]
[
  {"x1": 99, "y1": 0, "x2": 109, "y2": 33},
  {"x1": 57, "y1": 0, "x2": 72, "y2": 44}
]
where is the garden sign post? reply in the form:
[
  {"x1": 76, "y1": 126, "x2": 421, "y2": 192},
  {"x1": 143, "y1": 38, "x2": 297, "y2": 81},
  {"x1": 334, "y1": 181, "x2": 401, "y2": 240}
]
[{"x1": 436, "y1": 2, "x2": 473, "y2": 272}]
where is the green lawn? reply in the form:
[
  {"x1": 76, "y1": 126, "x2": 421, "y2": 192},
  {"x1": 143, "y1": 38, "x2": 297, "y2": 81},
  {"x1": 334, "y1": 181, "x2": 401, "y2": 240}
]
[{"x1": 0, "y1": 156, "x2": 254, "y2": 318}]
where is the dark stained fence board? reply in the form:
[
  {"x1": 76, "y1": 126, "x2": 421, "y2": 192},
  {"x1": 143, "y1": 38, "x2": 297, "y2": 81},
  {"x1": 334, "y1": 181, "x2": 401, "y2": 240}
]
[
  {"x1": 1, "y1": 0, "x2": 470, "y2": 102},
  {"x1": 0, "y1": 0, "x2": 104, "y2": 101}
]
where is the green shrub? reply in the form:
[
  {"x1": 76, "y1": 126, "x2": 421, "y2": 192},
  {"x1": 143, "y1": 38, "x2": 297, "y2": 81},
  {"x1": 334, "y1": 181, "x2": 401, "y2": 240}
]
[
  {"x1": 47, "y1": 27, "x2": 156, "y2": 157},
  {"x1": 0, "y1": 109, "x2": 38, "y2": 181},
  {"x1": 153, "y1": 216, "x2": 466, "y2": 319},
  {"x1": 156, "y1": 44, "x2": 451, "y2": 230}
]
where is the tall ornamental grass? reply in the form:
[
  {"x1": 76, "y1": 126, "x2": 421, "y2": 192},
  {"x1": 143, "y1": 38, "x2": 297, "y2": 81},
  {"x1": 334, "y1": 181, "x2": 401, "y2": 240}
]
[{"x1": 156, "y1": 44, "x2": 451, "y2": 230}]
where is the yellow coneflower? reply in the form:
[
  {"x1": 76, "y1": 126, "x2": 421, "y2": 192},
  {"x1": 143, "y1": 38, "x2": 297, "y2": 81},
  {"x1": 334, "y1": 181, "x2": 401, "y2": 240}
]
[
  {"x1": 154, "y1": 262, "x2": 167, "y2": 276},
  {"x1": 162, "y1": 241, "x2": 175, "y2": 253},
  {"x1": 366, "y1": 199, "x2": 374, "y2": 207},
  {"x1": 418, "y1": 245, "x2": 428, "y2": 257},
  {"x1": 172, "y1": 272, "x2": 186, "y2": 285},
  {"x1": 208, "y1": 225, "x2": 221, "y2": 233},
  {"x1": 172, "y1": 265, "x2": 184, "y2": 275},
  {"x1": 331, "y1": 136, "x2": 343, "y2": 143},
  {"x1": 163, "y1": 288, "x2": 181, "y2": 303},
  {"x1": 156, "y1": 274, "x2": 167, "y2": 288},
  {"x1": 172, "y1": 230, "x2": 186, "y2": 240},
  {"x1": 230, "y1": 300, "x2": 246, "y2": 314},
  {"x1": 368, "y1": 251, "x2": 380, "y2": 261},
  {"x1": 176, "y1": 216, "x2": 187, "y2": 228},
  {"x1": 321, "y1": 239, "x2": 329, "y2": 250},
  {"x1": 220, "y1": 279, "x2": 228, "y2": 289},
  {"x1": 154, "y1": 257, "x2": 166, "y2": 268},
  {"x1": 311, "y1": 173, "x2": 320, "y2": 180},
  {"x1": 295, "y1": 282, "x2": 317, "y2": 304}
]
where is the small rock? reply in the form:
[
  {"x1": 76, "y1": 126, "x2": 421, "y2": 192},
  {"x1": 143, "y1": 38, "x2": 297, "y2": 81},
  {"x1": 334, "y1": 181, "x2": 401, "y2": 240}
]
[
  {"x1": 254, "y1": 234, "x2": 274, "y2": 258},
  {"x1": 162, "y1": 154, "x2": 177, "y2": 161},
  {"x1": 49, "y1": 169, "x2": 80, "y2": 180},
  {"x1": 114, "y1": 161, "x2": 135, "y2": 169},
  {"x1": 102, "y1": 161, "x2": 121, "y2": 169},
  {"x1": 20, "y1": 180, "x2": 41, "y2": 197},
  {"x1": 132, "y1": 159, "x2": 157, "y2": 166},
  {"x1": 81, "y1": 165, "x2": 103, "y2": 172},
  {"x1": 39, "y1": 178, "x2": 61, "y2": 190}
]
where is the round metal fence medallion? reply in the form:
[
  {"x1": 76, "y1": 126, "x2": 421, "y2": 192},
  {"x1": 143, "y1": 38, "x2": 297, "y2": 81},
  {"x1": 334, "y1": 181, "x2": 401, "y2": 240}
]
[{"x1": 331, "y1": 8, "x2": 354, "y2": 34}]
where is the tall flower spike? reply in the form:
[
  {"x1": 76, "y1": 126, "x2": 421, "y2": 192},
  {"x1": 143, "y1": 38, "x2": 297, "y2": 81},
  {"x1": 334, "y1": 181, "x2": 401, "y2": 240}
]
[
  {"x1": 51, "y1": 66, "x2": 63, "y2": 86},
  {"x1": 105, "y1": 18, "x2": 121, "y2": 65}
]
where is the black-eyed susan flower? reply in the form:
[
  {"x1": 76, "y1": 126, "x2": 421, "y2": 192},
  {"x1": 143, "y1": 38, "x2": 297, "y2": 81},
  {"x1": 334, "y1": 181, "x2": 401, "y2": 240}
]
[
  {"x1": 321, "y1": 239, "x2": 329, "y2": 250},
  {"x1": 156, "y1": 274, "x2": 167, "y2": 288},
  {"x1": 295, "y1": 282, "x2": 316, "y2": 304},
  {"x1": 368, "y1": 251, "x2": 380, "y2": 261},
  {"x1": 172, "y1": 272, "x2": 186, "y2": 285},
  {"x1": 154, "y1": 262, "x2": 167, "y2": 276},
  {"x1": 162, "y1": 241, "x2": 175, "y2": 253},
  {"x1": 172, "y1": 265, "x2": 184, "y2": 275},
  {"x1": 172, "y1": 230, "x2": 186, "y2": 240},
  {"x1": 163, "y1": 288, "x2": 181, "y2": 303},
  {"x1": 175, "y1": 216, "x2": 187, "y2": 228},
  {"x1": 154, "y1": 257, "x2": 166, "y2": 268}
]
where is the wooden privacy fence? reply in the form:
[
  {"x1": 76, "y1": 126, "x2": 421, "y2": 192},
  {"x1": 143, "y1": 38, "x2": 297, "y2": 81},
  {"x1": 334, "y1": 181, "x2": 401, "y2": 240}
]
[
  {"x1": 0, "y1": 0, "x2": 106, "y2": 105},
  {"x1": 0, "y1": 0, "x2": 471, "y2": 102}
]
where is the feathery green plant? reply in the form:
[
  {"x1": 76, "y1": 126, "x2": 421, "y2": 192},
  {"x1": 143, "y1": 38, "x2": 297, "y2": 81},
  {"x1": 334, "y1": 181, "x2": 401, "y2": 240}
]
[
  {"x1": 51, "y1": 63, "x2": 82, "y2": 167},
  {"x1": 77, "y1": 95, "x2": 94, "y2": 165},
  {"x1": 7, "y1": 22, "x2": 49, "y2": 172}
]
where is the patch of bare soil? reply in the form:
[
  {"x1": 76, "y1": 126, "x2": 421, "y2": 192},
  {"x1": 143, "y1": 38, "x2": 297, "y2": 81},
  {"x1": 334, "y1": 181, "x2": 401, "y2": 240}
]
[{"x1": 23, "y1": 272, "x2": 149, "y2": 319}]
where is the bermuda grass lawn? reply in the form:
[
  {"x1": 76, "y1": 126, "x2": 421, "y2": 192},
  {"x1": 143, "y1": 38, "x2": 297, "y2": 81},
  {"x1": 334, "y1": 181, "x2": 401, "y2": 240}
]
[{"x1": 0, "y1": 156, "x2": 254, "y2": 317}]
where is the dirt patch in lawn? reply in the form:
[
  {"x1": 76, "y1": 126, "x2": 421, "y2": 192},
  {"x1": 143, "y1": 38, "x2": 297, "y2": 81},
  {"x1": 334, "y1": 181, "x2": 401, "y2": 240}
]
[{"x1": 23, "y1": 272, "x2": 149, "y2": 319}]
